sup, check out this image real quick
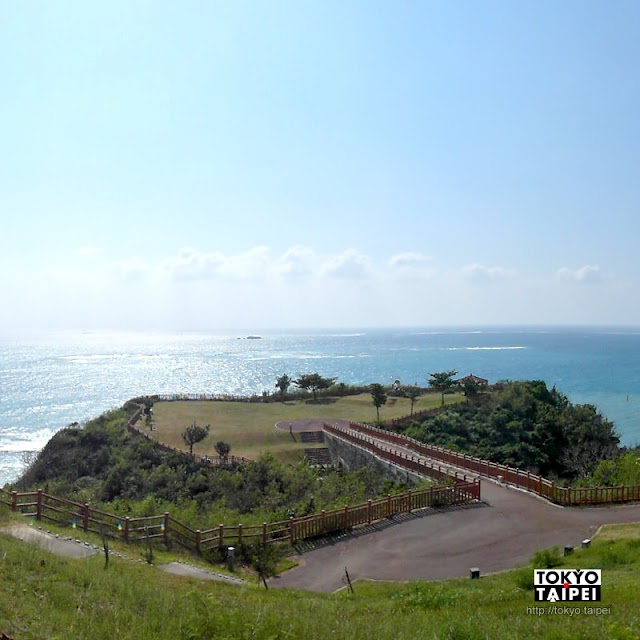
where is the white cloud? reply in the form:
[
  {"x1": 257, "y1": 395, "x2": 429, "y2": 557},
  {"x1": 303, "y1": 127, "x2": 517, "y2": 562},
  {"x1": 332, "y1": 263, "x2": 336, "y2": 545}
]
[
  {"x1": 556, "y1": 265, "x2": 602, "y2": 284},
  {"x1": 160, "y1": 248, "x2": 225, "y2": 281},
  {"x1": 461, "y1": 263, "x2": 516, "y2": 283},
  {"x1": 388, "y1": 252, "x2": 435, "y2": 280},
  {"x1": 110, "y1": 258, "x2": 150, "y2": 282},
  {"x1": 320, "y1": 249, "x2": 371, "y2": 280},
  {"x1": 216, "y1": 246, "x2": 271, "y2": 280},
  {"x1": 159, "y1": 246, "x2": 273, "y2": 281},
  {"x1": 273, "y1": 245, "x2": 317, "y2": 282}
]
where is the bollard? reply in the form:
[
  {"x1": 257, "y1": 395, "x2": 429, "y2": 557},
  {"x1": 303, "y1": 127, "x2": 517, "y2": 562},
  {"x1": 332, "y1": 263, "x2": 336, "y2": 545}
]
[
  {"x1": 227, "y1": 546, "x2": 235, "y2": 571},
  {"x1": 470, "y1": 568, "x2": 480, "y2": 580},
  {"x1": 564, "y1": 545, "x2": 573, "y2": 556},
  {"x1": 582, "y1": 539, "x2": 591, "y2": 549}
]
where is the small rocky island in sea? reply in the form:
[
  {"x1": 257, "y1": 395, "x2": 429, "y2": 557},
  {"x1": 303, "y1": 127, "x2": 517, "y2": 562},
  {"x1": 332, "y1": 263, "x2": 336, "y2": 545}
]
[{"x1": 237, "y1": 335, "x2": 263, "y2": 340}]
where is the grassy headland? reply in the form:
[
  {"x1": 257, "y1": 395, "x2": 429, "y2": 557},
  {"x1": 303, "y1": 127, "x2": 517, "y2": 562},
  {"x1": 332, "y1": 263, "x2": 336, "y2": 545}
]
[
  {"x1": 4, "y1": 380, "x2": 638, "y2": 638},
  {"x1": 148, "y1": 391, "x2": 462, "y2": 462}
]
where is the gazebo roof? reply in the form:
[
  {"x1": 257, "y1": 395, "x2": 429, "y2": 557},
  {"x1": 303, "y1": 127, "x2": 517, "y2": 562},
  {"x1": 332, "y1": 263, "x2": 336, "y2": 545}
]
[{"x1": 456, "y1": 373, "x2": 489, "y2": 385}]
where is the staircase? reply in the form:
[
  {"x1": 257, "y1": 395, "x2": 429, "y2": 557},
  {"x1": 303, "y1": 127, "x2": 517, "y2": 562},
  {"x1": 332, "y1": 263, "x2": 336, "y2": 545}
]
[
  {"x1": 304, "y1": 448, "x2": 332, "y2": 465},
  {"x1": 300, "y1": 431, "x2": 325, "y2": 444}
]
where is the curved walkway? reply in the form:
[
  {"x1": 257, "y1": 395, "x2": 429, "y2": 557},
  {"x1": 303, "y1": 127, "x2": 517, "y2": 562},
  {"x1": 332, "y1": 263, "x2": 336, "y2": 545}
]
[{"x1": 270, "y1": 427, "x2": 640, "y2": 592}]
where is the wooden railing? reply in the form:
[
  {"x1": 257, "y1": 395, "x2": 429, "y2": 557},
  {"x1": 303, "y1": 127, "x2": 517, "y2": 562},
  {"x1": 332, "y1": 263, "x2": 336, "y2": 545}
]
[
  {"x1": 324, "y1": 423, "x2": 474, "y2": 485},
  {"x1": 343, "y1": 422, "x2": 640, "y2": 506},
  {"x1": 0, "y1": 479, "x2": 480, "y2": 553}
]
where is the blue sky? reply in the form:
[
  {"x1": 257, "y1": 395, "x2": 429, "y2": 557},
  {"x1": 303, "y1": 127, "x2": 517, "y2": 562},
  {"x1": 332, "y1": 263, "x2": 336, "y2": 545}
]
[{"x1": 2, "y1": 1, "x2": 640, "y2": 331}]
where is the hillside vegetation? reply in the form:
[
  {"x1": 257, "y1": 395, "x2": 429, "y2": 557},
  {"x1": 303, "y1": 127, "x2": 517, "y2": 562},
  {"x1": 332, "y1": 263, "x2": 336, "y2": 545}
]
[
  {"x1": 14, "y1": 401, "x2": 413, "y2": 531},
  {"x1": 393, "y1": 380, "x2": 621, "y2": 482}
]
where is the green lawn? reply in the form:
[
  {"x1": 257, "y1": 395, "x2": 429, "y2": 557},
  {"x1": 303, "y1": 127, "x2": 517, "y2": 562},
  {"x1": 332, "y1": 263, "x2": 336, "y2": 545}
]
[
  {"x1": 148, "y1": 392, "x2": 464, "y2": 462},
  {"x1": 0, "y1": 512, "x2": 637, "y2": 640}
]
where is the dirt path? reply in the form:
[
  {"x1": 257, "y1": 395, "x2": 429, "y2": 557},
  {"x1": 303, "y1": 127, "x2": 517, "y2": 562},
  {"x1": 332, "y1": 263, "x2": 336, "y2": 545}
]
[
  {"x1": 270, "y1": 430, "x2": 640, "y2": 592},
  {"x1": 2, "y1": 524, "x2": 245, "y2": 585},
  {"x1": 3, "y1": 524, "x2": 98, "y2": 559}
]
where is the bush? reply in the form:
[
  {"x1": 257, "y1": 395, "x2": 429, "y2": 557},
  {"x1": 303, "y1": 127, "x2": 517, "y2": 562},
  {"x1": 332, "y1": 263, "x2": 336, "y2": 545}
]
[
  {"x1": 512, "y1": 567, "x2": 534, "y2": 591},
  {"x1": 531, "y1": 546, "x2": 562, "y2": 569}
]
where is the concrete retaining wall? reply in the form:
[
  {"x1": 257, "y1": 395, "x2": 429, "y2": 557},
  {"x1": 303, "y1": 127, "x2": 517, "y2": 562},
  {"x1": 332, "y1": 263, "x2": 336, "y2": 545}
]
[{"x1": 324, "y1": 431, "x2": 425, "y2": 486}]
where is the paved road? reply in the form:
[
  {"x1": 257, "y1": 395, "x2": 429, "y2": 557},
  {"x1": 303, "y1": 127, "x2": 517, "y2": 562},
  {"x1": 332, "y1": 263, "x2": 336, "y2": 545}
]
[{"x1": 270, "y1": 429, "x2": 640, "y2": 592}]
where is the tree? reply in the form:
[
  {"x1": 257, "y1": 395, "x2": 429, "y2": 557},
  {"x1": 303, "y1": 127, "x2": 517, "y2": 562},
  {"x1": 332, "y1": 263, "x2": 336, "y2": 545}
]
[
  {"x1": 561, "y1": 405, "x2": 620, "y2": 479},
  {"x1": 293, "y1": 373, "x2": 337, "y2": 401},
  {"x1": 370, "y1": 383, "x2": 387, "y2": 421},
  {"x1": 459, "y1": 380, "x2": 480, "y2": 403},
  {"x1": 181, "y1": 422, "x2": 210, "y2": 456},
  {"x1": 215, "y1": 441, "x2": 231, "y2": 459},
  {"x1": 275, "y1": 374, "x2": 291, "y2": 402},
  {"x1": 428, "y1": 370, "x2": 458, "y2": 407},
  {"x1": 403, "y1": 385, "x2": 421, "y2": 415}
]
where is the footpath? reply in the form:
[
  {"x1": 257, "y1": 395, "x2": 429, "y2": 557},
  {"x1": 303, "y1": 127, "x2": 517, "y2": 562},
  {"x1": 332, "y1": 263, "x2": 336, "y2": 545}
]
[
  {"x1": 2, "y1": 524, "x2": 244, "y2": 585},
  {"x1": 270, "y1": 429, "x2": 640, "y2": 592}
]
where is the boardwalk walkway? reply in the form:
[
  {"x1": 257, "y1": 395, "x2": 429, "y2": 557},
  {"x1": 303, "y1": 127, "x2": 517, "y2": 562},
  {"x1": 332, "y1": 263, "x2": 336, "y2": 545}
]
[{"x1": 270, "y1": 424, "x2": 640, "y2": 592}]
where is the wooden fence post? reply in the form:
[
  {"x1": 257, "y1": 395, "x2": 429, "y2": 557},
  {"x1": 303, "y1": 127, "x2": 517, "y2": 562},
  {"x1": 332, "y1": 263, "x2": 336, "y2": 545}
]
[
  {"x1": 218, "y1": 524, "x2": 224, "y2": 548},
  {"x1": 196, "y1": 530, "x2": 201, "y2": 553},
  {"x1": 163, "y1": 512, "x2": 170, "y2": 544},
  {"x1": 289, "y1": 517, "x2": 295, "y2": 545},
  {"x1": 262, "y1": 522, "x2": 267, "y2": 546},
  {"x1": 367, "y1": 500, "x2": 372, "y2": 525},
  {"x1": 321, "y1": 510, "x2": 326, "y2": 533},
  {"x1": 238, "y1": 524, "x2": 243, "y2": 546},
  {"x1": 11, "y1": 491, "x2": 17, "y2": 512},
  {"x1": 124, "y1": 517, "x2": 130, "y2": 543},
  {"x1": 344, "y1": 504, "x2": 349, "y2": 528},
  {"x1": 36, "y1": 489, "x2": 43, "y2": 521},
  {"x1": 83, "y1": 504, "x2": 90, "y2": 532},
  {"x1": 387, "y1": 494, "x2": 392, "y2": 517},
  {"x1": 407, "y1": 490, "x2": 412, "y2": 513}
]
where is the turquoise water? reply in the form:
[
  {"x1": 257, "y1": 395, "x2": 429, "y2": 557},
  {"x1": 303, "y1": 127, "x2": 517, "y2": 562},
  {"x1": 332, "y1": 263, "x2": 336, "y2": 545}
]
[{"x1": 1, "y1": 326, "x2": 639, "y2": 484}]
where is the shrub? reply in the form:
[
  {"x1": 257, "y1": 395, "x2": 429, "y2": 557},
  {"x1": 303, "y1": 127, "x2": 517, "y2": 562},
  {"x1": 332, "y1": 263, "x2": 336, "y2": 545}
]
[{"x1": 531, "y1": 546, "x2": 562, "y2": 569}]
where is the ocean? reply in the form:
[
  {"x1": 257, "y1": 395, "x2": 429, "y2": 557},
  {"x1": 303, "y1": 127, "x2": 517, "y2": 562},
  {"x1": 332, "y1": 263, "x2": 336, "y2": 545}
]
[{"x1": 1, "y1": 326, "x2": 639, "y2": 485}]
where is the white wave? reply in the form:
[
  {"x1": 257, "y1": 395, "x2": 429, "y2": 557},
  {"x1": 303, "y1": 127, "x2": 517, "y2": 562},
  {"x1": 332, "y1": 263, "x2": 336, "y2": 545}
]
[
  {"x1": 267, "y1": 354, "x2": 368, "y2": 360},
  {"x1": 410, "y1": 331, "x2": 484, "y2": 336},
  {"x1": 466, "y1": 346, "x2": 527, "y2": 351},
  {"x1": 442, "y1": 346, "x2": 527, "y2": 351}
]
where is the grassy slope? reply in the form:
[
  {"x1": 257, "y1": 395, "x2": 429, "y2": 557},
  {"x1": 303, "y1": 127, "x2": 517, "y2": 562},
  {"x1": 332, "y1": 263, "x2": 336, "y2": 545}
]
[
  {"x1": 149, "y1": 392, "x2": 464, "y2": 462},
  {"x1": 0, "y1": 517, "x2": 638, "y2": 640}
]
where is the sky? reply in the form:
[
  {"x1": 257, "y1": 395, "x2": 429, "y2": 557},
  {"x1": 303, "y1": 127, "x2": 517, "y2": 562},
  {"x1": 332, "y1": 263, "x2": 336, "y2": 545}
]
[{"x1": 2, "y1": 1, "x2": 640, "y2": 331}]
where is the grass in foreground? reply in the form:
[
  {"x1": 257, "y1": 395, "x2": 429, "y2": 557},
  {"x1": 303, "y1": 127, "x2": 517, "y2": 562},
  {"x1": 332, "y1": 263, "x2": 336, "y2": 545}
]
[
  {"x1": 1, "y1": 520, "x2": 638, "y2": 640},
  {"x1": 149, "y1": 392, "x2": 463, "y2": 462}
]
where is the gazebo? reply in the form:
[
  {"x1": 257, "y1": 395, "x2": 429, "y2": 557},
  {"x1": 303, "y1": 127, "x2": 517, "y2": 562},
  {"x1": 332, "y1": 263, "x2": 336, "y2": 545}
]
[{"x1": 456, "y1": 373, "x2": 489, "y2": 386}]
